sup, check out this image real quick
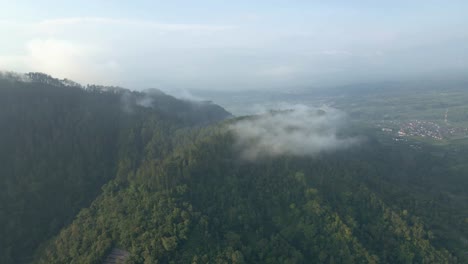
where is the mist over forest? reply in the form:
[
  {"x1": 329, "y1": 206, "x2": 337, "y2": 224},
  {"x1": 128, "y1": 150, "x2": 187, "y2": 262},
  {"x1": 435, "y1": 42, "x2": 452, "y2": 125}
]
[{"x1": 2, "y1": 1, "x2": 468, "y2": 264}]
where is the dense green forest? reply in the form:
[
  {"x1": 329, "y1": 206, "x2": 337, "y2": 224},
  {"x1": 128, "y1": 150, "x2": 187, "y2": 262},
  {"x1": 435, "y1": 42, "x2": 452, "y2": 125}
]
[
  {"x1": 1, "y1": 73, "x2": 468, "y2": 263},
  {"x1": 0, "y1": 73, "x2": 230, "y2": 263},
  {"x1": 34, "y1": 125, "x2": 468, "y2": 264}
]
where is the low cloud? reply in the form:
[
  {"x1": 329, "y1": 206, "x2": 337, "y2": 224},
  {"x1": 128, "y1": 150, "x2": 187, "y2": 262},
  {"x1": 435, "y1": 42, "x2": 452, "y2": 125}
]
[
  {"x1": 230, "y1": 105, "x2": 360, "y2": 160},
  {"x1": 170, "y1": 89, "x2": 205, "y2": 102},
  {"x1": 120, "y1": 90, "x2": 156, "y2": 113},
  {"x1": 0, "y1": 71, "x2": 31, "y2": 82}
]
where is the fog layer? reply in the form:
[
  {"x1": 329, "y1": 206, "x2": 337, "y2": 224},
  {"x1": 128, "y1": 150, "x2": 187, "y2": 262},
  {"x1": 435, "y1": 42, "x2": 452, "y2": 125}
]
[{"x1": 230, "y1": 105, "x2": 359, "y2": 160}]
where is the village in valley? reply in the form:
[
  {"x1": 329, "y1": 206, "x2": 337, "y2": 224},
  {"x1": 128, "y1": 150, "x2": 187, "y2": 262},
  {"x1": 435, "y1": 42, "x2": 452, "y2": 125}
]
[{"x1": 377, "y1": 119, "x2": 468, "y2": 142}]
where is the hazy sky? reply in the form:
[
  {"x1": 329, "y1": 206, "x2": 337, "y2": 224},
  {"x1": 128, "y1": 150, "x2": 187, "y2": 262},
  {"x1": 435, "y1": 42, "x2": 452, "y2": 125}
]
[{"x1": 1, "y1": 1, "x2": 467, "y2": 91}]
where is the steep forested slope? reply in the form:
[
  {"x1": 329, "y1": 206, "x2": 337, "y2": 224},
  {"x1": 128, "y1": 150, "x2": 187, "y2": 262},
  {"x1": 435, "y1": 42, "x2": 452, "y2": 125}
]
[
  {"x1": 2, "y1": 72, "x2": 467, "y2": 264},
  {"x1": 36, "y1": 125, "x2": 464, "y2": 263},
  {"x1": 0, "y1": 73, "x2": 230, "y2": 263}
]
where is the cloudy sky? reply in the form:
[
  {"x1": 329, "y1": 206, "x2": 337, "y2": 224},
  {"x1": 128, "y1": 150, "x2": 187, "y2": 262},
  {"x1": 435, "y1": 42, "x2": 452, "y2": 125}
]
[{"x1": 0, "y1": 1, "x2": 467, "y2": 91}]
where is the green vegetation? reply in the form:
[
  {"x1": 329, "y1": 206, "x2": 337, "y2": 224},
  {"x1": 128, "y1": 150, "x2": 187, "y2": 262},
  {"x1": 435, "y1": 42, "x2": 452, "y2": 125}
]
[
  {"x1": 1, "y1": 73, "x2": 468, "y2": 263},
  {"x1": 35, "y1": 125, "x2": 468, "y2": 263},
  {"x1": 0, "y1": 73, "x2": 229, "y2": 263},
  {"x1": 324, "y1": 81, "x2": 468, "y2": 144}
]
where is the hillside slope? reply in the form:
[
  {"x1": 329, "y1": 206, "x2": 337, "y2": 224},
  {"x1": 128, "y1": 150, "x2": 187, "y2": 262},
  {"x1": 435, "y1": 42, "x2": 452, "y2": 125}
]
[
  {"x1": 36, "y1": 125, "x2": 462, "y2": 263},
  {"x1": 0, "y1": 72, "x2": 231, "y2": 263}
]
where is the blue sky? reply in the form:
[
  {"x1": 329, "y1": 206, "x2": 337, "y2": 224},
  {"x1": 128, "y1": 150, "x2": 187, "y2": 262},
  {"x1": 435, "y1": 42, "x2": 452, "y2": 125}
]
[{"x1": 1, "y1": 1, "x2": 467, "y2": 91}]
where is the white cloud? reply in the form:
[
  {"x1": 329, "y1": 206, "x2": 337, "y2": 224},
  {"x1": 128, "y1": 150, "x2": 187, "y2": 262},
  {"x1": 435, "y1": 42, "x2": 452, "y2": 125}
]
[
  {"x1": 0, "y1": 55, "x2": 25, "y2": 71},
  {"x1": 0, "y1": 10, "x2": 467, "y2": 90},
  {"x1": 37, "y1": 17, "x2": 235, "y2": 32},
  {"x1": 0, "y1": 17, "x2": 238, "y2": 86},
  {"x1": 230, "y1": 105, "x2": 361, "y2": 160},
  {"x1": 22, "y1": 39, "x2": 119, "y2": 83},
  {"x1": 170, "y1": 89, "x2": 205, "y2": 101}
]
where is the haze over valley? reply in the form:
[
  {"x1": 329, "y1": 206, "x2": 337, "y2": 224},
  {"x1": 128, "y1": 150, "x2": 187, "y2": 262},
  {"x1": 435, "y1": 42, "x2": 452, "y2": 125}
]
[{"x1": 1, "y1": 1, "x2": 468, "y2": 264}]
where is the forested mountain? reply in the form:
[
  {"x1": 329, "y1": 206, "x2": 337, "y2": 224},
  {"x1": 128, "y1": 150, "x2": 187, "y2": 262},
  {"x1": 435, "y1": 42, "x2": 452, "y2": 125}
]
[
  {"x1": 1, "y1": 72, "x2": 468, "y2": 264},
  {"x1": 0, "y1": 73, "x2": 230, "y2": 263},
  {"x1": 34, "y1": 124, "x2": 466, "y2": 264}
]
